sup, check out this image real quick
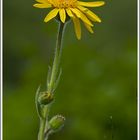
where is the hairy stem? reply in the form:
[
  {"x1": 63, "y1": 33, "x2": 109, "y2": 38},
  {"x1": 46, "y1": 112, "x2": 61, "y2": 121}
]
[{"x1": 48, "y1": 22, "x2": 65, "y2": 93}]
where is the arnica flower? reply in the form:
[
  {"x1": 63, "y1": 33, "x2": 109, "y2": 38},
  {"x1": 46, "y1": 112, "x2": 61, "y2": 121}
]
[{"x1": 33, "y1": 0, "x2": 105, "y2": 39}]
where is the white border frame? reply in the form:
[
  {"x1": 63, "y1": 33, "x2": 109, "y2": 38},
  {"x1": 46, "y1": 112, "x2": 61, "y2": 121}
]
[
  {"x1": 0, "y1": 0, "x2": 139, "y2": 140},
  {"x1": 1, "y1": 0, "x2": 3, "y2": 139}
]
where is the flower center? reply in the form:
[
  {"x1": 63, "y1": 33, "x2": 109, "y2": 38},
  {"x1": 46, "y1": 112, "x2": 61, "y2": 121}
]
[{"x1": 51, "y1": 0, "x2": 77, "y2": 8}]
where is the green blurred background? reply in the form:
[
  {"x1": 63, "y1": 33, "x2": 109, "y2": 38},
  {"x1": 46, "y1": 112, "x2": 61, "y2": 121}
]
[{"x1": 3, "y1": 0, "x2": 137, "y2": 140}]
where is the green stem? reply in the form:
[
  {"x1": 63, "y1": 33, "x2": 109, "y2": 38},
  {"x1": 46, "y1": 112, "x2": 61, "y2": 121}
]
[
  {"x1": 38, "y1": 21, "x2": 65, "y2": 140},
  {"x1": 38, "y1": 119, "x2": 46, "y2": 140},
  {"x1": 48, "y1": 22, "x2": 65, "y2": 93}
]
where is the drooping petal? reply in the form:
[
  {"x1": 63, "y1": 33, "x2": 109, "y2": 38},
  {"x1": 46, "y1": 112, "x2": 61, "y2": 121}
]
[
  {"x1": 66, "y1": 8, "x2": 74, "y2": 17},
  {"x1": 84, "y1": 23, "x2": 94, "y2": 33},
  {"x1": 86, "y1": 10, "x2": 101, "y2": 22},
  {"x1": 77, "y1": 5, "x2": 87, "y2": 12},
  {"x1": 71, "y1": 8, "x2": 93, "y2": 26},
  {"x1": 72, "y1": 16, "x2": 81, "y2": 40},
  {"x1": 59, "y1": 9, "x2": 66, "y2": 23},
  {"x1": 33, "y1": 3, "x2": 52, "y2": 8},
  {"x1": 77, "y1": 9, "x2": 93, "y2": 26},
  {"x1": 77, "y1": 1, "x2": 105, "y2": 7},
  {"x1": 44, "y1": 8, "x2": 59, "y2": 22},
  {"x1": 70, "y1": 8, "x2": 81, "y2": 18},
  {"x1": 78, "y1": 6, "x2": 101, "y2": 22}
]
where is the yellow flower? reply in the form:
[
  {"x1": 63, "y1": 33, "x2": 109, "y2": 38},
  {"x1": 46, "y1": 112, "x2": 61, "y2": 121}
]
[{"x1": 33, "y1": 0, "x2": 105, "y2": 39}]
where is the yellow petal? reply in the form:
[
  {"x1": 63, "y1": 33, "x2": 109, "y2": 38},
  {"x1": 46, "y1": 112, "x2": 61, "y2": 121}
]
[
  {"x1": 72, "y1": 16, "x2": 81, "y2": 40},
  {"x1": 78, "y1": 6, "x2": 101, "y2": 22},
  {"x1": 77, "y1": 1, "x2": 105, "y2": 7},
  {"x1": 35, "y1": 0, "x2": 48, "y2": 3},
  {"x1": 84, "y1": 23, "x2": 94, "y2": 33},
  {"x1": 70, "y1": 8, "x2": 81, "y2": 18},
  {"x1": 71, "y1": 8, "x2": 93, "y2": 26},
  {"x1": 44, "y1": 8, "x2": 59, "y2": 22},
  {"x1": 66, "y1": 8, "x2": 74, "y2": 17},
  {"x1": 77, "y1": 5, "x2": 87, "y2": 11},
  {"x1": 86, "y1": 10, "x2": 101, "y2": 22},
  {"x1": 33, "y1": 3, "x2": 52, "y2": 8},
  {"x1": 59, "y1": 9, "x2": 66, "y2": 23}
]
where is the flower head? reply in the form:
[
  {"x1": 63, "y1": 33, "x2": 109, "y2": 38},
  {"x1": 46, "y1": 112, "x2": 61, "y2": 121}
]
[
  {"x1": 49, "y1": 115, "x2": 65, "y2": 132},
  {"x1": 38, "y1": 91, "x2": 54, "y2": 105},
  {"x1": 33, "y1": 0, "x2": 105, "y2": 39}
]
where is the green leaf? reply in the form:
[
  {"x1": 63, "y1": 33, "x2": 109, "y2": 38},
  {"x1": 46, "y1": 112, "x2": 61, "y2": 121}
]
[{"x1": 35, "y1": 85, "x2": 42, "y2": 119}]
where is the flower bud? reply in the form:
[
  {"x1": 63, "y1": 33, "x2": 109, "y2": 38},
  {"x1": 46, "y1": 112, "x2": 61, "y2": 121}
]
[
  {"x1": 38, "y1": 92, "x2": 54, "y2": 105},
  {"x1": 49, "y1": 115, "x2": 65, "y2": 132}
]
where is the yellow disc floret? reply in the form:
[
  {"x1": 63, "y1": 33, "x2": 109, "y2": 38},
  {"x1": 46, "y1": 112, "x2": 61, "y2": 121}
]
[{"x1": 50, "y1": 0, "x2": 77, "y2": 8}]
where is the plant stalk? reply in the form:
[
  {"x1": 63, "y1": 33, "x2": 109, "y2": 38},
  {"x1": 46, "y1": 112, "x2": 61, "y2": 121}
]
[
  {"x1": 48, "y1": 22, "x2": 65, "y2": 93},
  {"x1": 38, "y1": 21, "x2": 65, "y2": 140},
  {"x1": 38, "y1": 119, "x2": 46, "y2": 140}
]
